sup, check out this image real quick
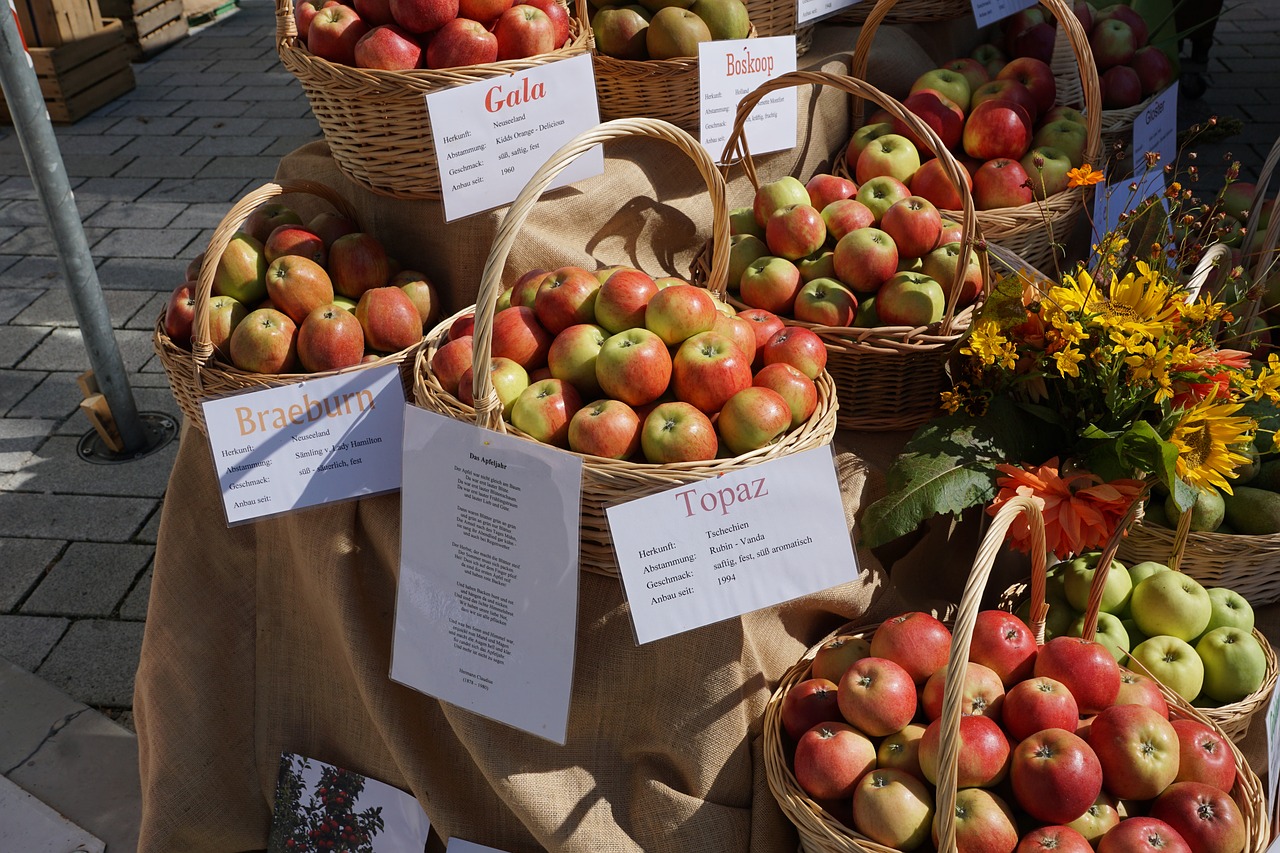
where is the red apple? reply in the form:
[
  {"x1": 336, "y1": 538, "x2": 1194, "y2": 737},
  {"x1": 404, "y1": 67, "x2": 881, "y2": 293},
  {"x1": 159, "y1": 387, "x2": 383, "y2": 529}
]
[
  {"x1": 910, "y1": 67, "x2": 972, "y2": 111},
  {"x1": 869, "y1": 611, "x2": 952, "y2": 686},
  {"x1": 996, "y1": 56, "x2": 1057, "y2": 116},
  {"x1": 307, "y1": 4, "x2": 368, "y2": 65},
  {"x1": 491, "y1": 305, "x2": 552, "y2": 370},
  {"x1": 567, "y1": 398, "x2": 641, "y2": 459},
  {"x1": 596, "y1": 327, "x2": 672, "y2": 407},
  {"x1": 1017, "y1": 825, "x2": 1093, "y2": 853},
  {"x1": 307, "y1": 211, "x2": 359, "y2": 249},
  {"x1": 644, "y1": 284, "x2": 717, "y2": 346},
  {"x1": 1002, "y1": 6, "x2": 1046, "y2": 53},
  {"x1": 1089, "y1": 703, "x2": 1180, "y2": 801},
  {"x1": 459, "y1": 0, "x2": 513, "y2": 26},
  {"x1": 1133, "y1": 45, "x2": 1176, "y2": 97},
  {"x1": 493, "y1": 3, "x2": 556, "y2": 61},
  {"x1": 1101, "y1": 64, "x2": 1144, "y2": 109},
  {"x1": 710, "y1": 313, "x2": 756, "y2": 362},
  {"x1": 207, "y1": 295, "x2": 248, "y2": 361},
  {"x1": 936, "y1": 787, "x2": 1019, "y2": 853},
  {"x1": 1066, "y1": 790, "x2": 1121, "y2": 845},
  {"x1": 877, "y1": 723, "x2": 926, "y2": 782},
  {"x1": 853, "y1": 768, "x2": 935, "y2": 850},
  {"x1": 909, "y1": 157, "x2": 971, "y2": 212},
  {"x1": 431, "y1": 335, "x2": 473, "y2": 393},
  {"x1": 510, "y1": 378, "x2": 581, "y2": 446},
  {"x1": 738, "y1": 256, "x2": 803, "y2": 316},
  {"x1": 297, "y1": 303, "x2": 365, "y2": 372},
  {"x1": 230, "y1": 308, "x2": 299, "y2": 374},
  {"x1": 805, "y1": 174, "x2": 858, "y2": 212},
  {"x1": 354, "y1": 286, "x2": 422, "y2": 353},
  {"x1": 509, "y1": 268, "x2": 551, "y2": 308},
  {"x1": 1115, "y1": 668, "x2": 1170, "y2": 718},
  {"x1": 833, "y1": 227, "x2": 898, "y2": 295},
  {"x1": 426, "y1": 17, "x2": 498, "y2": 69},
  {"x1": 354, "y1": 0, "x2": 396, "y2": 23},
  {"x1": 393, "y1": 270, "x2": 439, "y2": 329},
  {"x1": 1034, "y1": 635, "x2": 1121, "y2": 715},
  {"x1": 213, "y1": 231, "x2": 268, "y2": 305},
  {"x1": 810, "y1": 634, "x2": 871, "y2": 685},
  {"x1": 845, "y1": 123, "x2": 894, "y2": 174},
  {"x1": 263, "y1": 224, "x2": 326, "y2": 266},
  {"x1": 794, "y1": 721, "x2": 877, "y2": 801},
  {"x1": 736, "y1": 308, "x2": 784, "y2": 368},
  {"x1": 390, "y1": 0, "x2": 458, "y2": 34},
  {"x1": 920, "y1": 660, "x2": 1005, "y2": 721},
  {"x1": 893, "y1": 88, "x2": 965, "y2": 152},
  {"x1": 971, "y1": 41, "x2": 1007, "y2": 78},
  {"x1": 517, "y1": 0, "x2": 569, "y2": 47},
  {"x1": 1171, "y1": 718, "x2": 1237, "y2": 792},
  {"x1": 760, "y1": 326, "x2": 826, "y2": 380},
  {"x1": 329, "y1": 233, "x2": 390, "y2": 300},
  {"x1": 1091, "y1": 18, "x2": 1138, "y2": 70},
  {"x1": 918, "y1": 713, "x2": 1011, "y2": 787},
  {"x1": 793, "y1": 277, "x2": 857, "y2": 327},
  {"x1": 856, "y1": 133, "x2": 922, "y2": 185},
  {"x1": 1002, "y1": 676, "x2": 1079, "y2": 742},
  {"x1": 836, "y1": 656, "x2": 917, "y2": 737},
  {"x1": 964, "y1": 100, "x2": 1033, "y2": 162},
  {"x1": 534, "y1": 266, "x2": 601, "y2": 335},
  {"x1": 354, "y1": 24, "x2": 423, "y2": 70},
  {"x1": 546, "y1": 322, "x2": 607, "y2": 399},
  {"x1": 780, "y1": 677, "x2": 843, "y2": 741},
  {"x1": 265, "y1": 255, "x2": 335, "y2": 325},
  {"x1": 752, "y1": 362, "x2": 817, "y2": 429},
  {"x1": 1010, "y1": 727, "x2": 1104, "y2": 824},
  {"x1": 820, "y1": 198, "x2": 875, "y2": 243},
  {"x1": 593, "y1": 268, "x2": 658, "y2": 333},
  {"x1": 855, "y1": 174, "x2": 912, "y2": 222},
  {"x1": 943, "y1": 57, "x2": 990, "y2": 94},
  {"x1": 640, "y1": 401, "x2": 717, "y2": 463},
  {"x1": 1013, "y1": 20, "x2": 1057, "y2": 63},
  {"x1": 294, "y1": 0, "x2": 337, "y2": 41},
  {"x1": 449, "y1": 313, "x2": 476, "y2": 341},
  {"x1": 1096, "y1": 817, "x2": 1192, "y2": 853},
  {"x1": 970, "y1": 78, "x2": 1039, "y2": 124},
  {"x1": 717, "y1": 386, "x2": 793, "y2": 455},
  {"x1": 752, "y1": 176, "x2": 811, "y2": 228},
  {"x1": 163, "y1": 282, "x2": 197, "y2": 347},
  {"x1": 671, "y1": 331, "x2": 753, "y2": 414},
  {"x1": 880, "y1": 196, "x2": 943, "y2": 260},
  {"x1": 765, "y1": 204, "x2": 827, "y2": 261},
  {"x1": 974, "y1": 158, "x2": 1035, "y2": 210},
  {"x1": 1149, "y1": 781, "x2": 1246, "y2": 853}
]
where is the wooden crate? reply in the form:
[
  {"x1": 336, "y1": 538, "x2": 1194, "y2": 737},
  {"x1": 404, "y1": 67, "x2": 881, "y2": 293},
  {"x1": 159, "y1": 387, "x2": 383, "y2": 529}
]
[
  {"x1": 99, "y1": 0, "x2": 187, "y2": 59},
  {"x1": 0, "y1": 19, "x2": 136, "y2": 124},
  {"x1": 14, "y1": 0, "x2": 105, "y2": 47}
]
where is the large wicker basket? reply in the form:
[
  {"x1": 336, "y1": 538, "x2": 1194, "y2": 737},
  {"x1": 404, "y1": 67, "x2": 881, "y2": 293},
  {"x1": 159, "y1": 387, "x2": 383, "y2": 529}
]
[
  {"x1": 413, "y1": 117, "x2": 839, "y2": 577},
  {"x1": 1049, "y1": 24, "x2": 1158, "y2": 159},
  {"x1": 763, "y1": 496, "x2": 1271, "y2": 852},
  {"x1": 719, "y1": 70, "x2": 991, "y2": 432},
  {"x1": 275, "y1": 0, "x2": 588, "y2": 200},
  {"x1": 153, "y1": 180, "x2": 427, "y2": 436},
  {"x1": 846, "y1": 0, "x2": 1102, "y2": 274}
]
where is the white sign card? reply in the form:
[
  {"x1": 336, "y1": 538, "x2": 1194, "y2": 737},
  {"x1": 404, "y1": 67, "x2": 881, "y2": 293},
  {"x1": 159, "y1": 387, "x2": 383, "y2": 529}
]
[
  {"x1": 606, "y1": 446, "x2": 858, "y2": 645},
  {"x1": 1090, "y1": 167, "x2": 1169, "y2": 253},
  {"x1": 1266, "y1": 684, "x2": 1280, "y2": 833},
  {"x1": 969, "y1": 0, "x2": 1038, "y2": 28},
  {"x1": 699, "y1": 36, "x2": 797, "y2": 163},
  {"x1": 1132, "y1": 82, "x2": 1178, "y2": 183},
  {"x1": 391, "y1": 406, "x2": 582, "y2": 744},
  {"x1": 796, "y1": 0, "x2": 862, "y2": 26},
  {"x1": 425, "y1": 53, "x2": 603, "y2": 222},
  {"x1": 201, "y1": 364, "x2": 405, "y2": 525}
]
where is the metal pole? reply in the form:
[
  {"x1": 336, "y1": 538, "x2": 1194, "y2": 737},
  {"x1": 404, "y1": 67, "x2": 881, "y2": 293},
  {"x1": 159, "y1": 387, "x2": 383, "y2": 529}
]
[{"x1": 0, "y1": 4, "x2": 147, "y2": 453}]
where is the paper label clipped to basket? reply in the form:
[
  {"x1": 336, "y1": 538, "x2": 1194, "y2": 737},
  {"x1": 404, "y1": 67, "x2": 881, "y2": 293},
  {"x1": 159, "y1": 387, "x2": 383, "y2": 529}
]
[
  {"x1": 425, "y1": 53, "x2": 603, "y2": 222},
  {"x1": 969, "y1": 0, "x2": 1037, "y2": 28},
  {"x1": 1133, "y1": 82, "x2": 1178, "y2": 183},
  {"x1": 698, "y1": 37, "x2": 797, "y2": 161},
  {"x1": 201, "y1": 365, "x2": 406, "y2": 525},
  {"x1": 392, "y1": 406, "x2": 582, "y2": 745},
  {"x1": 607, "y1": 446, "x2": 858, "y2": 644},
  {"x1": 795, "y1": 0, "x2": 861, "y2": 26}
]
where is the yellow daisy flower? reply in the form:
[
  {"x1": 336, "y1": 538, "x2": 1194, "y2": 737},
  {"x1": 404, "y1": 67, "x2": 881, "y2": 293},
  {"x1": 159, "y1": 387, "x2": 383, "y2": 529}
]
[{"x1": 1053, "y1": 346, "x2": 1085, "y2": 378}]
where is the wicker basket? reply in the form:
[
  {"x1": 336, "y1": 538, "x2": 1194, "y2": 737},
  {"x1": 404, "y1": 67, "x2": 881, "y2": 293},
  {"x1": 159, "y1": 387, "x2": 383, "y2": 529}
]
[
  {"x1": 832, "y1": 0, "x2": 970, "y2": 25},
  {"x1": 845, "y1": 0, "x2": 1102, "y2": 274},
  {"x1": 275, "y1": 0, "x2": 588, "y2": 200},
  {"x1": 719, "y1": 69, "x2": 991, "y2": 432},
  {"x1": 1048, "y1": 23, "x2": 1158, "y2": 159},
  {"x1": 741, "y1": 0, "x2": 813, "y2": 52},
  {"x1": 763, "y1": 496, "x2": 1271, "y2": 852},
  {"x1": 1118, "y1": 516, "x2": 1280, "y2": 608},
  {"x1": 413, "y1": 117, "x2": 840, "y2": 577},
  {"x1": 153, "y1": 180, "x2": 427, "y2": 436}
]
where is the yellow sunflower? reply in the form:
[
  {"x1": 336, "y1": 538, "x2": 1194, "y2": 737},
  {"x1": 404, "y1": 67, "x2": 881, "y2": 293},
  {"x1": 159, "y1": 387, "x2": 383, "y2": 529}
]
[{"x1": 1169, "y1": 397, "x2": 1255, "y2": 493}]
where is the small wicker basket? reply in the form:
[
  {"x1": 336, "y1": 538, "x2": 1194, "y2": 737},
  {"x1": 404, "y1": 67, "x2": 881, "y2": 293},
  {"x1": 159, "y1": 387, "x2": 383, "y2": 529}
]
[
  {"x1": 275, "y1": 0, "x2": 588, "y2": 200},
  {"x1": 153, "y1": 180, "x2": 427, "y2": 436},
  {"x1": 413, "y1": 117, "x2": 839, "y2": 577},
  {"x1": 719, "y1": 69, "x2": 992, "y2": 432},
  {"x1": 845, "y1": 0, "x2": 1102, "y2": 274}
]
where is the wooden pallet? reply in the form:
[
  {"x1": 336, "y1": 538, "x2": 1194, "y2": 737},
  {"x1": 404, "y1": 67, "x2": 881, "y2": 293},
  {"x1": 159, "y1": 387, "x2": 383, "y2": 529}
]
[
  {"x1": 14, "y1": 0, "x2": 105, "y2": 47},
  {"x1": 0, "y1": 19, "x2": 136, "y2": 124},
  {"x1": 135, "y1": 14, "x2": 189, "y2": 59},
  {"x1": 98, "y1": 0, "x2": 188, "y2": 58}
]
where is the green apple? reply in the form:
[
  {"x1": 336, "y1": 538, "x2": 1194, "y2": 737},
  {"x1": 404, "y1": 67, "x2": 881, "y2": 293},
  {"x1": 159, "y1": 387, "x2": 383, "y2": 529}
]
[
  {"x1": 1203, "y1": 586, "x2": 1255, "y2": 635},
  {"x1": 1127, "y1": 561, "x2": 1170, "y2": 589},
  {"x1": 729, "y1": 206, "x2": 764, "y2": 239},
  {"x1": 1166, "y1": 487, "x2": 1225, "y2": 532},
  {"x1": 1130, "y1": 635, "x2": 1205, "y2": 702},
  {"x1": 1018, "y1": 578, "x2": 1077, "y2": 641},
  {"x1": 1130, "y1": 571, "x2": 1213, "y2": 641},
  {"x1": 1069, "y1": 611, "x2": 1130, "y2": 663},
  {"x1": 1063, "y1": 553, "x2": 1132, "y2": 614},
  {"x1": 1196, "y1": 627, "x2": 1268, "y2": 702},
  {"x1": 1121, "y1": 618, "x2": 1148, "y2": 655}
]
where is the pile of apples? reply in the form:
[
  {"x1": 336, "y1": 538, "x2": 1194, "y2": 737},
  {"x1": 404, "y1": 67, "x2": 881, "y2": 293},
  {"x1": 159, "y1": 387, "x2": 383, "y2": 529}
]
[
  {"x1": 845, "y1": 52, "x2": 1093, "y2": 211},
  {"x1": 163, "y1": 202, "x2": 439, "y2": 375},
  {"x1": 982, "y1": 3, "x2": 1177, "y2": 110},
  {"x1": 781, "y1": 606, "x2": 1252, "y2": 852},
  {"x1": 428, "y1": 265, "x2": 827, "y2": 462},
  {"x1": 726, "y1": 172, "x2": 983, "y2": 331},
  {"x1": 589, "y1": 0, "x2": 750, "y2": 61},
  {"x1": 293, "y1": 0, "x2": 573, "y2": 71}
]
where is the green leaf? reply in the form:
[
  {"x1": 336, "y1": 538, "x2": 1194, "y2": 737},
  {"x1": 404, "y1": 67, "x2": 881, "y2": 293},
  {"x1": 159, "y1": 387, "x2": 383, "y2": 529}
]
[{"x1": 859, "y1": 398, "x2": 1056, "y2": 549}]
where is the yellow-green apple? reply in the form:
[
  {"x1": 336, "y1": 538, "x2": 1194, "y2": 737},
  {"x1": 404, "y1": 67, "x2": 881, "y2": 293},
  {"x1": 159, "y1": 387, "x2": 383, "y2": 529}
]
[
  {"x1": 1101, "y1": 64, "x2": 1144, "y2": 109},
  {"x1": 510, "y1": 268, "x2": 551, "y2": 307},
  {"x1": 1042, "y1": 103, "x2": 1087, "y2": 126},
  {"x1": 547, "y1": 322, "x2": 608, "y2": 398},
  {"x1": 810, "y1": 634, "x2": 871, "y2": 684},
  {"x1": 855, "y1": 133, "x2": 921, "y2": 185},
  {"x1": 855, "y1": 175, "x2": 911, "y2": 222},
  {"x1": 877, "y1": 723, "x2": 926, "y2": 782},
  {"x1": 894, "y1": 88, "x2": 965, "y2": 152},
  {"x1": 896, "y1": 255, "x2": 923, "y2": 273},
  {"x1": 844, "y1": 122, "x2": 895, "y2": 173},
  {"x1": 392, "y1": 270, "x2": 439, "y2": 329},
  {"x1": 832, "y1": 227, "x2": 898, "y2": 295},
  {"x1": 1034, "y1": 119, "x2": 1089, "y2": 167},
  {"x1": 921, "y1": 241, "x2": 982, "y2": 308},
  {"x1": 428, "y1": 17, "x2": 499, "y2": 67},
  {"x1": 491, "y1": 305, "x2": 553, "y2": 369},
  {"x1": 793, "y1": 277, "x2": 857, "y2": 326},
  {"x1": 1017, "y1": 825, "x2": 1093, "y2": 853},
  {"x1": 746, "y1": 360, "x2": 816, "y2": 426},
  {"x1": 264, "y1": 224, "x2": 326, "y2": 265},
  {"x1": 1010, "y1": 727, "x2": 1104, "y2": 824},
  {"x1": 596, "y1": 327, "x2": 671, "y2": 406},
  {"x1": 1171, "y1": 718, "x2": 1237, "y2": 792},
  {"x1": 964, "y1": 100, "x2": 1033, "y2": 162},
  {"x1": 213, "y1": 231, "x2": 268, "y2": 304},
  {"x1": 1127, "y1": 559, "x2": 1170, "y2": 592},
  {"x1": 974, "y1": 158, "x2": 1035, "y2": 210},
  {"x1": 185, "y1": 249, "x2": 205, "y2": 283},
  {"x1": 688, "y1": 0, "x2": 749, "y2": 40},
  {"x1": 1131, "y1": 571, "x2": 1213, "y2": 640},
  {"x1": 728, "y1": 206, "x2": 764, "y2": 238},
  {"x1": 328, "y1": 233, "x2": 390, "y2": 299},
  {"x1": 1205, "y1": 587, "x2": 1254, "y2": 633},
  {"x1": 910, "y1": 67, "x2": 972, "y2": 110},
  {"x1": 655, "y1": 275, "x2": 690, "y2": 291},
  {"x1": 449, "y1": 313, "x2": 476, "y2": 341},
  {"x1": 1002, "y1": 675, "x2": 1079, "y2": 742},
  {"x1": 1197, "y1": 626, "x2": 1267, "y2": 702},
  {"x1": 645, "y1": 284, "x2": 717, "y2": 345},
  {"x1": 1115, "y1": 668, "x2": 1170, "y2": 718},
  {"x1": 1150, "y1": 781, "x2": 1246, "y2": 853},
  {"x1": 1098, "y1": 3, "x2": 1147, "y2": 43},
  {"x1": 459, "y1": 0, "x2": 513, "y2": 26},
  {"x1": 1021, "y1": 145, "x2": 1074, "y2": 199},
  {"x1": 391, "y1": 0, "x2": 458, "y2": 34},
  {"x1": 836, "y1": 656, "x2": 917, "y2": 737},
  {"x1": 230, "y1": 308, "x2": 299, "y2": 374},
  {"x1": 208, "y1": 295, "x2": 248, "y2": 361},
  {"x1": 672, "y1": 331, "x2": 752, "y2": 413},
  {"x1": 794, "y1": 721, "x2": 876, "y2": 801},
  {"x1": 431, "y1": 335, "x2": 473, "y2": 393},
  {"x1": 640, "y1": 401, "x2": 717, "y2": 462},
  {"x1": 936, "y1": 787, "x2": 1019, "y2": 852},
  {"x1": 510, "y1": 378, "x2": 582, "y2": 446},
  {"x1": 716, "y1": 386, "x2": 792, "y2": 454},
  {"x1": 1090, "y1": 17, "x2": 1137, "y2": 70},
  {"x1": 997, "y1": 56, "x2": 1057, "y2": 115},
  {"x1": 780, "y1": 677, "x2": 842, "y2": 741},
  {"x1": 308, "y1": 4, "x2": 369, "y2": 64},
  {"x1": 820, "y1": 198, "x2": 875, "y2": 243},
  {"x1": 880, "y1": 196, "x2": 943, "y2": 259},
  {"x1": 761, "y1": 326, "x2": 826, "y2": 379},
  {"x1": 534, "y1": 266, "x2": 600, "y2": 335},
  {"x1": 163, "y1": 282, "x2": 197, "y2": 347},
  {"x1": 517, "y1": 0, "x2": 570, "y2": 47},
  {"x1": 805, "y1": 173, "x2": 858, "y2": 212},
  {"x1": 710, "y1": 313, "x2": 756, "y2": 362},
  {"x1": 971, "y1": 41, "x2": 1006, "y2": 77},
  {"x1": 354, "y1": 286, "x2": 422, "y2": 352},
  {"x1": 736, "y1": 308, "x2": 784, "y2": 367},
  {"x1": 939, "y1": 217, "x2": 964, "y2": 243},
  {"x1": 765, "y1": 204, "x2": 826, "y2": 261},
  {"x1": 355, "y1": 0, "x2": 396, "y2": 24},
  {"x1": 752, "y1": 176, "x2": 811, "y2": 228},
  {"x1": 354, "y1": 24, "x2": 423, "y2": 70},
  {"x1": 909, "y1": 157, "x2": 971, "y2": 211},
  {"x1": 921, "y1": 714, "x2": 1012, "y2": 786},
  {"x1": 457, "y1": 356, "x2": 528, "y2": 416},
  {"x1": 1130, "y1": 635, "x2": 1204, "y2": 702},
  {"x1": 968, "y1": 610, "x2": 1038, "y2": 687},
  {"x1": 591, "y1": 5, "x2": 650, "y2": 60},
  {"x1": 645, "y1": 7, "x2": 710, "y2": 59},
  {"x1": 567, "y1": 398, "x2": 641, "y2": 459},
  {"x1": 1066, "y1": 791, "x2": 1121, "y2": 845},
  {"x1": 728, "y1": 234, "x2": 769, "y2": 290},
  {"x1": 1063, "y1": 553, "x2": 1132, "y2": 613},
  {"x1": 594, "y1": 268, "x2": 658, "y2": 333},
  {"x1": 920, "y1": 660, "x2": 1005, "y2": 721},
  {"x1": 738, "y1": 256, "x2": 803, "y2": 315},
  {"x1": 1133, "y1": 45, "x2": 1176, "y2": 97},
  {"x1": 852, "y1": 768, "x2": 934, "y2": 850},
  {"x1": 297, "y1": 304, "x2": 365, "y2": 372},
  {"x1": 796, "y1": 250, "x2": 836, "y2": 283},
  {"x1": 1097, "y1": 817, "x2": 1192, "y2": 853},
  {"x1": 943, "y1": 56, "x2": 990, "y2": 94},
  {"x1": 1090, "y1": 702, "x2": 1180, "y2": 800},
  {"x1": 868, "y1": 611, "x2": 952, "y2": 686},
  {"x1": 876, "y1": 271, "x2": 945, "y2": 327},
  {"x1": 265, "y1": 255, "x2": 335, "y2": 325},
  {"x1": 592, "y1": 264, "x2": 637, "y2": 286},
  {"x1": 1034, "y1": 635, "x2": 1121, "y2": 715},
  {"x1": 494, "y1": 4, "x2": 557, "y2": 60}
]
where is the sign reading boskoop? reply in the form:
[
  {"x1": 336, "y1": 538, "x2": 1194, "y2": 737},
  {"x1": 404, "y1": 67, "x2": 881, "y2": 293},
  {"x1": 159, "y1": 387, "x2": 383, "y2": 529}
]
[{"x1": 698, "y1": 36, "x2": 796, "y2": 162}]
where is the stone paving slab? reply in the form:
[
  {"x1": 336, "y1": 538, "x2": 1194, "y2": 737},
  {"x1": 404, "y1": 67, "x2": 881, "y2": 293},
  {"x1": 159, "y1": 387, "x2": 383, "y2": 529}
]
[
  {"x1": 95, "y1": 256, "x2": 187, "y2": 291},
  {"x1": 0, "y1": 326, "x2": 49, "y2": 369},
  {"x1": 36, "y1": 620, "x2": 145, "y2": 707},
  {"x1": 141, "y1": 176, "x2": 256, "y2": 203},
  {"x1": 118, "y1": 565, "x2": 152, "y2": 622},
  {"x1": 0, "y1": 369, "x2": 43, "y2": 416},
  {"x1": 8, "y1": 436, "x2": 177, "y2": 499},
  {"x1": 0, "y1": 616, "x2": 68, "y2": 672},
  {"x1": 0, "y1": 494, "x2": 156, "y2": 542},
  {"x1": 92, "y1": 225, "x2": 204, "y2": 259},
  {"x1": 135, "y1": 506, "x2": 162, "y2": 545},
  {"x1": 11, "y1": 288, "x2": 152, "y2": 328},
  {"x1": 0, "y1": 257, "x2": 61, "y2": 289},
  {"x1": 22, "y1": 543, "x2": 153, "y2": 619},
  {"x1": 0, "y1": 289, "x2": 42, "y2": 324},
  {"x1": 0, "y1": 226, "x2": 111, "y2": 257},
  {"x1": 0, "y1": 197, "x2": 106, "y2": 227},
  {"x1": 0, "y1": 657, "x2": 85, "y2": 771},
  {"x1": 17, "y1": 328, "x2": 155, "y2": 373},
  {"x1": 0, "y1": 418, "x2": 56, "y2": 472},
  {"x1": 0, "y1": 539, "x2": 64, "y2": 612},
  {"x1": 126, "y1": 292, "x2": 169, "y2": 331}
]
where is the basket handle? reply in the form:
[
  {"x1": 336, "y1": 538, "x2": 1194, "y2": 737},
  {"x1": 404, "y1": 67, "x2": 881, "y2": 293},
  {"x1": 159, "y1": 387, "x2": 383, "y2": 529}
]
[
  {"x1": 934, "y1": 495, "x2": 1047, "y2": 852},
  {"x1": 190, "y1": 180, "x2": 360, "y2": 392},
  {"x1": 849, "y1": 0, "x2": 1102, "y2": 170},
  {"x1": 720, "y1": 69, "x2": 985, "y2": 336},
  {"x1": 277, "y1": 0, "x2": 297, "y2": 43},
  {"x1": 467, "y1": 117, "x2": 730, "y2": 429},
  {"x1": 1241, "y1": 134, "x2": 1280, "y2": 277}
]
